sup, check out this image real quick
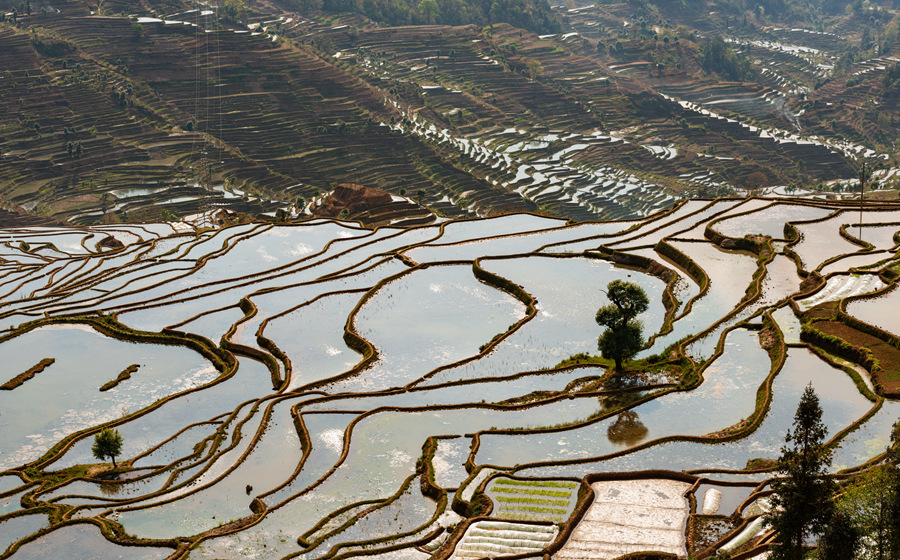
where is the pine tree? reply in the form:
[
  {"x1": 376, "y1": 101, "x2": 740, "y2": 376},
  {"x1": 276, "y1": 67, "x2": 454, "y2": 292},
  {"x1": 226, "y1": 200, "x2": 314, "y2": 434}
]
[{"x1": 766, "y1": 383, "x2": 836, "y2": 560}]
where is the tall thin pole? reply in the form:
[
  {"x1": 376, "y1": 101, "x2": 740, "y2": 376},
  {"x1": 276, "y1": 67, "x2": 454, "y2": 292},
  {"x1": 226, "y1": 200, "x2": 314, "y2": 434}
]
[{"x1": 858, "y1": 162, "x2": 867, "y2": 237}]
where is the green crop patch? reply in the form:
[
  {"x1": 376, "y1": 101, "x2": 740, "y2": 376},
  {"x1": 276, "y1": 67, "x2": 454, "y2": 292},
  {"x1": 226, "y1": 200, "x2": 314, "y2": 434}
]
[
  {"x1": 490, "y1": 486, "x2": 573, "y2": 497},
  {"x1": 495, "y1": 495, "x2": 571, "y2": 506},
  {"x1": 492, "y1": 478, "x2": 578, "y2": 489}
]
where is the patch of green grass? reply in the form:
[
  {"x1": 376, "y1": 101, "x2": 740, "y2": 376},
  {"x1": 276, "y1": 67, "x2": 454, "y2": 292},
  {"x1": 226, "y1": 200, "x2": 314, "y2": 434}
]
[
  {"x1": 495, "y1": 496, "x2": 570, "y2": 507},
  {"x1": 491, "y1": 487, "x2": 572, "y2": 498},
  {"x1": 498, "y1": 504, "x2": 568, "y2": 514},
  {"x1": 554, "y1": 352, "x2": 608, "y2": 369},
  {"x1": 492, "y1": 478, "x2": 577, "y2": 488},
  {"x1": 99, "y1": 363, "x2": 140, "y2": 392}
]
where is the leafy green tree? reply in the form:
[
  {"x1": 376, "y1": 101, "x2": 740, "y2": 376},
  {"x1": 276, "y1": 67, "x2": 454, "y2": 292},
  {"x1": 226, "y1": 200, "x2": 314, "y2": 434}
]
[
  {"x1": 699, "y1": 36, "x2": 751, "y2": 82},
  {"x1": 823, "y1": 420, "x2": 900, "y2": 559},
  {"x1": 834, "y1": 464, "x2": 900, "y2": 559},
  {"x1": 766, "y1": 384, "x2": 835, "y2": 560},
  {"x1": 220, "y1": 0, "x2": 246, "y2": 23},
  {"x1": 99, "y1": 192, "x2": 115, "y2": 216},
  {"x1": 889, "y1": 418, "x2": 900, "y2": 461},
  {"x1": 890, "y1": 420, "x2": 900, "y2": 558},
  {"x1": 595, "y1": 279, "x2": 649, "y2": 373},
  {"x1": 817, "y1": 511, "x2": 861, "y2": 560},
  {"x1": 92, "y1": 428, "x2": 124, "y2": 468},
  {"x1": 417, "y1": 0, "x2": 439, "y2": 24},
  {"x1": 526, "y1": 59, "x2": 543, "y2": 81}
]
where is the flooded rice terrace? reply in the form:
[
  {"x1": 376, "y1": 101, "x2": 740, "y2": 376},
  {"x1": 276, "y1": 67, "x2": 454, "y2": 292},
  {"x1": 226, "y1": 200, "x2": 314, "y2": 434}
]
[{"x1": 1, "y1": 198, "x2": 899, "y2": 559}]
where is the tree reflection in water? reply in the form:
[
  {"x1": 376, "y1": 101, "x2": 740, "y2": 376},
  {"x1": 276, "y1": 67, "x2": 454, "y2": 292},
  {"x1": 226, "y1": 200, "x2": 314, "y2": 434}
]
[{"x1": 607, "y1": 410, "x2": 649, "y2": 447}]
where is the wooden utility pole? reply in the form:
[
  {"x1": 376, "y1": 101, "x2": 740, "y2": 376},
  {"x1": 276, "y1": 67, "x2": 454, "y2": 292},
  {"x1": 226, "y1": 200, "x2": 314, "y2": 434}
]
[{"x1": 858, "y1": 162, "x2": 868, "y2": 237}]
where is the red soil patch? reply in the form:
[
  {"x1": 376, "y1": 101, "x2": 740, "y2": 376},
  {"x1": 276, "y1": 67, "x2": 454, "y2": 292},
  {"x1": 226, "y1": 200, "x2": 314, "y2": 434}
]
[
  {"x1": 312, "y1": 183, "x2": 393, "y2": 219},
  {"x1": 310, "y1": 183, "x2": 435, "y2": 226},
  {"x1": 98, "y1": 236, "x2": 125, "y2": 250},
  {"x1": 813, "y1": 320, "x2": 900, "y2": 395}
]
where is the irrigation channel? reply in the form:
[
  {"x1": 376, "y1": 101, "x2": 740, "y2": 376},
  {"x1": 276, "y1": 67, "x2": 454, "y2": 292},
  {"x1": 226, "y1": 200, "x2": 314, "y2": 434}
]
[{"x1": 1, "y1": 198, "x2": 900, "y2": 559}]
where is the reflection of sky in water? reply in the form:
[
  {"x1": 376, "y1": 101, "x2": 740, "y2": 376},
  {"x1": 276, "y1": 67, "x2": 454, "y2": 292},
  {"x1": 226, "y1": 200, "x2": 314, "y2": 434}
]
[
  {"x1": 846, "y1": 284, "x2": 900, "y2": 338},
  {"x1": 516, "y1": 346, "x2": 875, "y2": 477},
  {"x1": 3, "y1": 207, "x2": 896, "y2": 558},
  {"x1": 477, "y1": 329, "x2": 770, "y2": 466},
  {"x1": 0, "y1": 325, "x2": 216, "y2": 470},
  {"x1": 421, "y1": 256, "x2": 667, "y2": 386},
  {"x1": 713, "y1": 203, "x2": 831, "y2": 239},
  {"x1": 50, "y1": 359, "x2": 271, "y2": 470},
  {"x1": 8, "y1": 523, "x2": 170, "y2": 560},
  {"x1": 0, "y1": 514, "x2": 49, "y2": 554},
  {"x1": 331, "y1": 265, "x2": 526, "y2": 391},
  {"x1": 684, "y1": 254, "x2": 801, "y2": 361},
  {"x1": 644, "y1": 241, "x2": 759, "y2": 357}
]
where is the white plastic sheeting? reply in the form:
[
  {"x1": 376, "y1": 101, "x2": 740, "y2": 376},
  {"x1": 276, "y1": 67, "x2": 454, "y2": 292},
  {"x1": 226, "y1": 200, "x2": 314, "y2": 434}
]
[{"x1": 554, "y1": 479, "x2": 691, "y2": 560}]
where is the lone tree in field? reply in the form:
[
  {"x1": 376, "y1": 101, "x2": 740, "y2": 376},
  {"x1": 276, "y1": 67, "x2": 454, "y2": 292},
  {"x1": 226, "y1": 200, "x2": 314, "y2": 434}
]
[
  {"x1": 766, "y1": 383, "x2": 836, "y2": 560},
  {"x1": 92, "y1": 428, "x2": 124, "y2": 468},
  {"x1": 526, "y1": 59, "x2": 544, "y2": 82},
  {"x1": 595, "y1": 279, "x2": 649, "y2": 373}
]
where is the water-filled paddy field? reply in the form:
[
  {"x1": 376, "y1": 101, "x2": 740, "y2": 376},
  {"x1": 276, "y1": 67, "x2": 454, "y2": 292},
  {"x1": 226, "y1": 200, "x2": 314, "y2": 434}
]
[{"x1": 1, "y1": 198, "x2": 899, "y2": 560}]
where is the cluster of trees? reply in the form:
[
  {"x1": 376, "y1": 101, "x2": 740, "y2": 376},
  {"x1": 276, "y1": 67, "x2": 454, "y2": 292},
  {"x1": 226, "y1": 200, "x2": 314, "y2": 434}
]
[
  {"x1": 767, "y1": 384, "x2": 900, "y2": 560},
  {"x1": 613, "y1": 0, "x2": 874, "y2": 22},
  {"x1": 31, "y1": 33, "x2": 76, "y2": 58},
  {"x1": 281, "y1": 0, "x2": 563, "y2": 33},
  {"x1": 699, "y1": 36, "x2": 752, "y2": 82},
  {"x1": 220, "y1": 0, "x2": 247, "y2": 23},
  {"x1": 14, "y1": 0, "x2": 32, "y2": 16},
  {"x1": 883, "y1": 63, "x2": 900, "y2": 97},
  {"x1": 65, "y1": 141, "x2": 84, "y2": 159},
  {"x1": 831, "y1": 13, "x2": 898, "y2": 76}
]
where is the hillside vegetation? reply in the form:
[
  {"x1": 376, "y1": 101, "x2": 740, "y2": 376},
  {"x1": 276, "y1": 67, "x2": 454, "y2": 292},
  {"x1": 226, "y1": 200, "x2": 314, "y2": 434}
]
[{"x1": 0, "y1": 0, "x2": 897, "y2": 225}]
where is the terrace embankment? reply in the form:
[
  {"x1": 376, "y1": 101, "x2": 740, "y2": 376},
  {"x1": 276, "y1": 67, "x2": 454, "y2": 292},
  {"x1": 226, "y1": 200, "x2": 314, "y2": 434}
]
[
  {"x1": 801, "y1": 301, "x2": 900, "y2": 397},
  {"x1": 0, "y1": 358, "x2": 55, "y2": 390},
  {"x1": 4, "y1": 4, "x2": 889, "y2": 227}
]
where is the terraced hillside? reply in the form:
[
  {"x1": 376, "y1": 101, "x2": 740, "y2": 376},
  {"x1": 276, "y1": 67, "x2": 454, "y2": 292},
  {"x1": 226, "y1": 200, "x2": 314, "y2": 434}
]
[
  {"x1": 0, "y1": 198, "x2": 899, "y2": 559},
  {"x1": 1, "y1": 0, "x2": 898, "y2": 226}
]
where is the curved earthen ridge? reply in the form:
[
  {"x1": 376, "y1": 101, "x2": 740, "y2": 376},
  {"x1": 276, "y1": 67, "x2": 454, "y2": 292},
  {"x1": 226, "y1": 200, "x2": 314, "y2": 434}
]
[{"x1": 3, "y1": 201, "x2": 900, "y2": 560}]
